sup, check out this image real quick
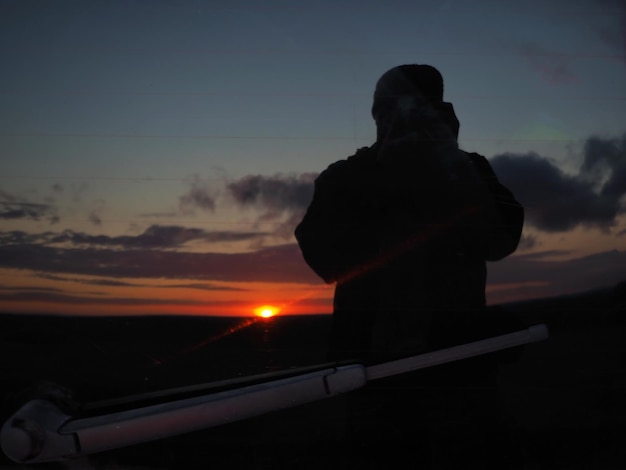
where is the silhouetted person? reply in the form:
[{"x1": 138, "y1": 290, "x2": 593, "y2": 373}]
[{"x1": 295, "y1": 65, "x2": 524, "y2": 363}]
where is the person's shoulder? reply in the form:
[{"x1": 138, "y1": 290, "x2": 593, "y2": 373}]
[
  {"x1": 461, "y1": 151, "x2": 497, "y2": 176},
  {"x1": 317, "y1": 145, "x2": 378, "y2": 180},
  {"x1": 348, "y1": 145, "x2": 378, "y2": 162},
  {"x1": 459, "y1": 149, "x2": 484, "y2": 160}
]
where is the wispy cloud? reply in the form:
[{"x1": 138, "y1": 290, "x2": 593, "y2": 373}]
[
  {"x1": 36, "y1": 273, "x2": 247, "y2": 291},
  {"x1": 517, "y1": 234, "x2": 539, "y2": 251},
  {"x1": 520, "y1": 42, "x2": 577, "y2": 84},
  {"x1": 0, "y1": 225, "x2": 268, "y2": 250},
  {"x1": 226, "y1": 173, "x2": 316, "y2": 238},
  {"x1": 88, "y1": 199, "x2": 105, "y2": 226},
  {"x1": 595, "y1": 0, "x2": 626, "y2": 65},
  {"x1": 488, "y1": 249, "x2": 626, "y2": 303},
  {"x1": 179, "y1": 178, "x2": 218, "y2": 214},
  {"x1": 0, "y1": 190, "x2": 59, "y2": 224}
]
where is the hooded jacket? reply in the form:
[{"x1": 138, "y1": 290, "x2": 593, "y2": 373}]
[{"x1": 295, "y1": 99, "x2": 523, "y2": 362}]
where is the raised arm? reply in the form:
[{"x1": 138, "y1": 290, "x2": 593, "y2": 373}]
[{"x1": 468, "y1": 152, "x2": 524, "y2": 261}]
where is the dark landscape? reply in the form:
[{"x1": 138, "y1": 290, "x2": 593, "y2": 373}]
[{"x1": 1, "y1": 282, "x2": 624, "y2": 469}]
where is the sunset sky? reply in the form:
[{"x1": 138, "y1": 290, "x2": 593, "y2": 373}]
[{"x1": 1, "y1": 0, "x2": 625, "y2": 316}]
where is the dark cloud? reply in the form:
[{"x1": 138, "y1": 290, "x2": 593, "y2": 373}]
[
  {"x1": 0, "y1": 225, "x2": 284, "y2": 290},
  {"x1": 175, "y1": 173, "x2": 317, "y2": 239},
  {"x1": 0, "y1": 237, "x2": 317, "y2": 284},
  {"x1": 0, "y1": 190, "x2": 59, "y2": 224},
  {"x1": 228, "y1": 173, "x2": 316, "y2": 211},
  {"x1": 520, "y1": 42, "x2": 577, "y2": 84},
  {"x1": 490, "y1": 134, "x2": 626, "y2": 232},
  {"x1": 227, "y1": 173, "x2": 316, "y2": 237}
]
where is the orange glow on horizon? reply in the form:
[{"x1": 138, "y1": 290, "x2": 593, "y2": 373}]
[{"x1": 0, "y1": 268, "x2": 335, "y2": 317}]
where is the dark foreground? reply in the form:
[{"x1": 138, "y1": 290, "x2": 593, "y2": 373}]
[{"x1": 1, "y1": 283, "x2": 624, "y2": 469}]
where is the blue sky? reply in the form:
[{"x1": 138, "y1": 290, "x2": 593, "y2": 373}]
[{"x1": 1, "y1": 0, "x2": 625, "y2": 315}]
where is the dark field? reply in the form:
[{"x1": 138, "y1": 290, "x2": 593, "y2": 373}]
[{"x1": 1, "y1": 283, "x2": 624, "y2": 469}]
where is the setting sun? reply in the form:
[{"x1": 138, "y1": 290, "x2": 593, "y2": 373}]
[{"x1": 254, "y1": 305, "x2": 280, "y2": 318}]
